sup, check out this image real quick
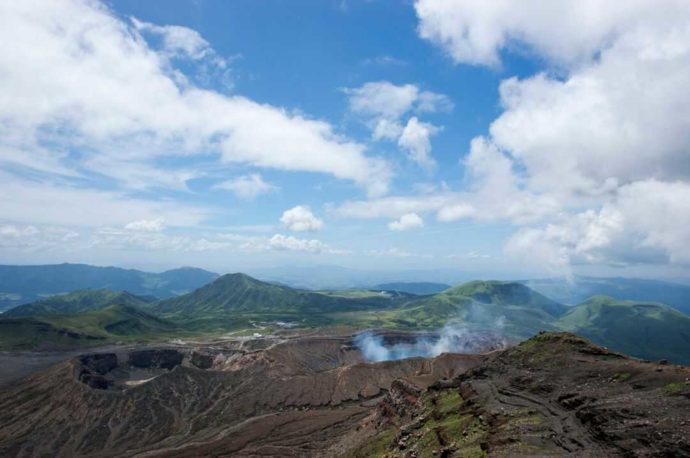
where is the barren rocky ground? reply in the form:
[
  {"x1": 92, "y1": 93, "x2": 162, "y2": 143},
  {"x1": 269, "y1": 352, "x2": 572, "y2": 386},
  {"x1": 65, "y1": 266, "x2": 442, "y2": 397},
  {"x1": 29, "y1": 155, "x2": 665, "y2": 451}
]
[{"x1": 0, "y1": 331, "x2": 688, "y2": 457}]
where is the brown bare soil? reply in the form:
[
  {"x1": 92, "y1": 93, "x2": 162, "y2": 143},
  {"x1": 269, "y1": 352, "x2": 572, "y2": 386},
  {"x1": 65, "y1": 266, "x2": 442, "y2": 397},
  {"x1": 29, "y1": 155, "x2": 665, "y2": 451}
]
[
  {"x1": 0, "y1": 332, "x2": 484, "y2": 457},
  {"x1": 1, "y1": 332, "x2": 688, "y2": 457}
]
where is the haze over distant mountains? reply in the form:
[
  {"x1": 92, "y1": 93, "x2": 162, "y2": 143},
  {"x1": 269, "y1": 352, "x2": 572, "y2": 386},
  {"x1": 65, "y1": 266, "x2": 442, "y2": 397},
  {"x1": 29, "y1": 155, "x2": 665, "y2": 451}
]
[
  {"x1": 2, "y1": 263, "x2": 690, "y2": 314},
  {"x1": 0, "y1": 264, "x2": 218, "y2": 311},
  {"x1": 2, "y1": 267, "x2": 690, "y2": 364}
]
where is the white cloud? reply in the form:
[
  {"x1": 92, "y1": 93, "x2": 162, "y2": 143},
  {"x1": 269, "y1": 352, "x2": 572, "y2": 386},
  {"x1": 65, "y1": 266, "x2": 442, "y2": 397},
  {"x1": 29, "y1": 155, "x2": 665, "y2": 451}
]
[
  {"x1": 345, "y1": 80, "x2": 452, "y2": 121},
  {"x1": 412, "y1": 0, "x2": 690, "y2": 272},
  {"x1": 344, "y1": 81, "x2": 451, "y2": 168},
  {"x1": 388, "y1": 213, "x2": 425, "y2": 231},
  {"x1": 0, "y1": 173, "x2": 208, "y2": 228},
  {"x1": 214, "y1": 173, "x2": 276, "y2": 199},
  {"x1": 398, "y1": 117, "x2": 439, "y2": 169},
  {"x1": 335, "y1": 138, "x2": 558, "y2": 224},
  {"x1": 132, "y1": 18, "x2": 214, "y2": 60},
  {"x1": 505, "y1": 180, "x2": 690, "y2": 273},
  {"x1": 436, "y1": 203, "x2": 475, "y2": 222},
  {"x1": 0, "y1": 224, "x2": 79, "y2": 250},
  {"x1": 415, "y1": 0, "x2": 690, "y2": 67},
  {"x1": 280, "y1": 206, "x2": 324, "y2": 232},
  {"x1": 0, "y1": 224, "x2": 39, "y2": 239},
  {"x1": 267, "y1": 234, "x2": 326, "y2": 253},
  {"x1": 336, "y1": 193, "x2": 454, "y2": 219},
  {"x1": 85, "y1": 227, "x2": 346, "y2": 255},
  {"x1": 92, "y1": 227, "x2": 194, "y2": 252},
  {"x1": 124, "y1": 218, "x2": 166, "y2": 232},
  {"x1": 415, "y1": 1, "x2": 690, "y2": 203},
  {"x1": 346, "y1": 81, "x2": 421, "y2": 120},
  {"x1": 0, "y1": 0, "x2": 391, "y2": 197},
  {"x1": 372, "y1": 118, "x2": 404, "y2": 142},
  {"x1": 0, "y1": 224, "x2": 43, "y2": 251}
]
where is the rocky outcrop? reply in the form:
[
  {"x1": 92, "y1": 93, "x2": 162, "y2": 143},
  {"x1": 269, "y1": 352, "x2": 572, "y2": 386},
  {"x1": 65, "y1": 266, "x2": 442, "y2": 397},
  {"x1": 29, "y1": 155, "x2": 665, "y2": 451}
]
[{"x1": 352, "y1": 332, "x2": 690, "y2": 457}]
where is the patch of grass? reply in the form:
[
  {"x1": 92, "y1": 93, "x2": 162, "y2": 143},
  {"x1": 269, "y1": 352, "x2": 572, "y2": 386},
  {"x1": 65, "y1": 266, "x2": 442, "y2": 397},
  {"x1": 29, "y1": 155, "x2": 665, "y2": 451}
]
[
  {"x1": 343, "y1": 427, "x2": 396, "y2": 458},
  {"x1": 502, "y1": 413, "x2": 544, "y2": 428},
  {"x1": 436, "y1": 390, "x2": 463, "y2": 416},
  {"x1": 663, "y1": 382, "x2": 689, "y2": 395},
  {"x1": 613, "y1": 372, "x2": 632, "y2": 382},
  {"x1": 409, "y1": 390, "x2": 488, "y2": 457}
]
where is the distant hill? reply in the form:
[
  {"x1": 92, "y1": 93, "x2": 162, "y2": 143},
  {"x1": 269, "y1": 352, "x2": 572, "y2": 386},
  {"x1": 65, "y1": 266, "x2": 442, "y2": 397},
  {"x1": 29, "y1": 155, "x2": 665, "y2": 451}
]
[
  {"x1": 385, "y1": 281, "x2": 565, "y2": 337},
  {"x1": 0, "y1": 304, "x2": 177, "y2": 351},
  {"x1": 448, "y1": 280, "x2": 566, "y2": 316},
  {"x1": 150, "y1": 273, "x2": 415, "y2": 322},
  {"x1": 4, "y1": 289, "x2": 154, "y2": 317},
  {"x1": 406, "y1": 281, "x2": 565, "y2": 338},
  {"x1": 373, "y1": 282, "x2": 450, "y2": 295},
  {"x1": 3, "y1": 270, "x2": 690, "y2": 365},
  {"x1": 523, "y1": 276, "x2": 690, "y2": 314},
  {"x1": 0, "y1": 264, "x2": 218, "y2": 311},
  {"x1": 555, "y1": 295, "x2": 690, "y2": 364}
]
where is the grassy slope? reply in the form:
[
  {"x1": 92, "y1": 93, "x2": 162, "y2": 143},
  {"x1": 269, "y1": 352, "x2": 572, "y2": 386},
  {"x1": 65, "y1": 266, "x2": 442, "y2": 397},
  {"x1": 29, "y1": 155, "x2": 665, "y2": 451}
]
[
  {"x1": 149, "y1": 273, "x2": 418, "y2": 329},
  {"x1": 3, "y1": 289, "x2": 154, "y2": 317},
  {"x1": 4, "y1": 276, "x2": 690, "y2": 365},
  {"x1": 555, "y1": 295, "x2": 690, "y2": 364},
  {"x1": 0, "y1": 304, "x2": 179, "y2": 351},
  {"x1": 330, "y1": 281, "x2": 564, "y2": 338}
]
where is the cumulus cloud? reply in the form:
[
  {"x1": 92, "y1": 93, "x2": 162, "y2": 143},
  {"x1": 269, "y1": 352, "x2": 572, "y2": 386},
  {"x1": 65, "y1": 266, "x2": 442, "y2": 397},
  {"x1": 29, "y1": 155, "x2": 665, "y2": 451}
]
[
  {"x1": 344, "y1": 80, "x2": 451, "y2": 167},
  {"x1": 415, "y1": 0, "x2": 690, "y2": 202},
  {"x1": 0, "y1": 0, "x2": 391, "y2": 198},
  {"x1": 214, "y1": 173, "x2": 276, "y2": 199},
  {"x1": 505, "y1": 180, "x2": 690, "y2": 274},
  {"x1": 408, "y1": 0, "x2": 690, "y2": 271},
  {"x1": 415, "y1": 0, "x2": 690, "y2": 67},
  {"x1": 398, "y1": 117, "x2": 439, "y2": 169},
  {"x1": 280, "y1": 206, "x2": 324, "y2": 232},
  {"x1": 388, "y1": 213, "x2": 425, "y2": 231},
  {"x1": 267, "y1": 234, "x2": 325, "y2": 253}
]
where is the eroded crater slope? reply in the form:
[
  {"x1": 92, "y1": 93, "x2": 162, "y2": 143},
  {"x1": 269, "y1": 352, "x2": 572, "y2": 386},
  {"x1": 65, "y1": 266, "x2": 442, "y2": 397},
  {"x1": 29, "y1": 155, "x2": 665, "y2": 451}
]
[{"x1": 1, "y1": 332, "x2": 688, "y2": 457}]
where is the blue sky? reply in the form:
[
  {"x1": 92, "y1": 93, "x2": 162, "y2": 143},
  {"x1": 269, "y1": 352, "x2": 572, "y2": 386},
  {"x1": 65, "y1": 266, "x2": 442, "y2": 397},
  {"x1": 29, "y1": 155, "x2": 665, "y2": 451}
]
[{"x1": 1, "y1": 0, "x2": 690, "y2": 279}]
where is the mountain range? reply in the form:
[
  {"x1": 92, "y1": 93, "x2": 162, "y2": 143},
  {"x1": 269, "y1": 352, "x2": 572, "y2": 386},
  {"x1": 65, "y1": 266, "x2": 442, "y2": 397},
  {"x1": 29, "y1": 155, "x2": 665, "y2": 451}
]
[
  {"x1": 523, "y1": 275, "x2": 690, "y2": 314},
  {"x1": 2, "y1": 270, "x2": 690, "y2": 364},
  {"x1": 0, "y1": 264, "x2": 218, "y2": 311},
  {"x1": 3, "y1": 263, "x2": 690, "y2": 314}
]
